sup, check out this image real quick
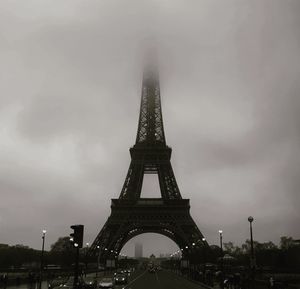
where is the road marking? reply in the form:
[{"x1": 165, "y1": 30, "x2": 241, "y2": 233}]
[{"x1": 123, "y1": 271, "x2": 147, "y2": 288}]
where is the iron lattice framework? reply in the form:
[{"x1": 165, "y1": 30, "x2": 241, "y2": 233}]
[
  {"x1": 90, "y1": 64, "x2": 208, "y2": 261},
  {"x1": 119, "y1": 67, "x2": 181, "y2": 200},
  {"x1": 136, "y1": 67, "x2": 166, "y2": 145}
]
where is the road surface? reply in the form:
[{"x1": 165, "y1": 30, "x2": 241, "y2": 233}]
[
  {"x1": 6, "y1": 270, "x2": 209, "y2": 289},
  {"x1": 114, "y1": 270, "x2": 208, "y2": 289}
]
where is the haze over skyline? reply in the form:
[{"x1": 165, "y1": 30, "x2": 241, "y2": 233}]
[{"x1": 0, "y1": 0, "x2": 300, "y2": 254}]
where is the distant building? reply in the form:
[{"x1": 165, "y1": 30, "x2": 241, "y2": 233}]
[
  {"x1": 135, "y1": 243, "x2": 143, "y2": 258},
  {"x1": 149, "y1": 254, "x2": 160, "y2": 266},
  {"x1": 0, "y1": 244, "x2": 9, "y2": 249}
]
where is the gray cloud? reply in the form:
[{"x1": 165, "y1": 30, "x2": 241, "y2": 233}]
[{"x1": 0, "y1": 0, "x2": 300, "y2": 254}]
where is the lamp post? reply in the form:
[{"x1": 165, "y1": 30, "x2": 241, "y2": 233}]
[
  {"x1": 218, "y1": 230, "x2": 223, "y2": 252},
  {"x1": 202, "y1": 237, "x2": 207, "y2": 266},
  {"x1": 39, "y1": 230, "x2": 46, "y2": 289},
  {"x1": 85, "y1": 242, "x2": 89, "y2": 276},
  {"x1": 96, "y1": 246, "x2": 100, "y2": 278},
  {"x1": 248, "y1": 216, "x2": 255, "y2": 288},
  {"x1": 219, "y1": 230, "x2": 223, "y2": 272}
]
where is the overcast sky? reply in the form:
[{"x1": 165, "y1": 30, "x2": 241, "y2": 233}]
[{"x1": 0, "y1": 0, "x2": 300, "y2": 257}]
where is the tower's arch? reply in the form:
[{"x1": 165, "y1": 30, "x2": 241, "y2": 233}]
[
  {"x1": 120, "y1": 232, "x2": 181, "y2": 257},
  {"x1": 90, "y1": 198, "x2": 208, "y2": 262},
  {"x1": 112, "y1": 224, "x2": 186, "y2": 256}
]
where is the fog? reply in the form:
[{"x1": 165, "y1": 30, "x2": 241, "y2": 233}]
[{"x1": 0, "y1": 0, "x2": 299, "y2": 252}]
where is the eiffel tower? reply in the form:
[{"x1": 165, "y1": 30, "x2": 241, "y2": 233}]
[{"x1": 90, "y1": 62, "x2": 208, "y2": 261}]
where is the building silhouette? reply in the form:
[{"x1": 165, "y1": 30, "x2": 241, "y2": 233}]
[{"x1": 134, "y1": 243, "x2": 143, "y2": 258}]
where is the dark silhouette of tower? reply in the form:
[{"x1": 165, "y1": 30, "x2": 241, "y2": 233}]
[{"x1": 89, "y1": 62, "x2": 208, "y2": 262}]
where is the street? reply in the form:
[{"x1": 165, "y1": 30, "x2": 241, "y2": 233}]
[
  {"x1": 114, "y1": 270, "x2": 208, "y2": 289},
  {"x1": 4, "y1": 270, "x2": 209, "y2": 289}
]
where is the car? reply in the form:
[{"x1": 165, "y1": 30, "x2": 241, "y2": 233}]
[
  {"x1": 52, "y1": 277, "x2": 75, "y2": 289},
  {"x1": 83, "y1": 277, "x2": 97, "y2": 289},
  {"x1": 98, "y1": 277, "x2": 114, "y2": 288},
  {"x1": 122, "y1": 269, "x2": 131, "y2": 277},
  {"x1": 48, "y1": 276, "x2": 68, "y2": 289},
  {"x1": 114, "y1": 273, "x2": 128, "y2": 285},
  {"x1": 67, "y1": 277, "x2": 84, "y2": 289}
]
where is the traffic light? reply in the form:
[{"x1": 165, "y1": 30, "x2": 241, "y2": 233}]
[{"x1": 70, "y1": 225, "x2": 84, "y2": 248}]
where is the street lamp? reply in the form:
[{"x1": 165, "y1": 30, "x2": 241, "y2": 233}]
[
  {"x1": 248, "y1": 217, "x2": 254, "y2": 263},
  {"x1": 85, "y1": 242, "x2": 90, "y2": 274},
  {"x1": 96, "y1": 246, "x2": 100, "y2": 278},
  {"x1": 202, "y1": 237, "x2": 207, "y2": 265},
  {"x1": 248, "y1": 216, "x2": 255, "y2": 288},
  {"x1": 39, "y1": 230, "x2": 46, "y2": 289},
  {"x1": 218, "y1": 230, "x2": 223, "y2": 251},
  {"x1": 219, "y1": 230, "x2": 223, "y2": 272}
]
